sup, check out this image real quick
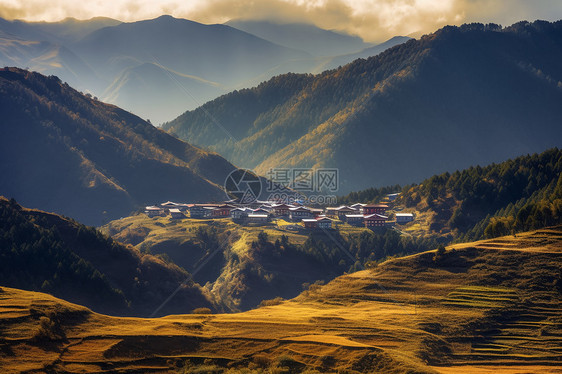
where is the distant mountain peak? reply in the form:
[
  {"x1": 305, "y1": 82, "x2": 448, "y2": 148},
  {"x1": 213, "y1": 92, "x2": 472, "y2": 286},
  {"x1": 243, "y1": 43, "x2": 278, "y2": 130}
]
[{"x1": 225, "y1": 18, "x2": 371, "y2": 56}]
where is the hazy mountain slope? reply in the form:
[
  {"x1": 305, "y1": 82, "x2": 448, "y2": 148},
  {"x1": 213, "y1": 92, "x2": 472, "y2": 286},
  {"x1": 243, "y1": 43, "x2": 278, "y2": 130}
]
[
  {"x1": 2, "y1": 226, "x2": 561, "y2": 372},
  {"x1": 163, "y1": 72, "x2": 316, "y2": 150},
  {"x1": 0, "y1": 34, "x2": 103, "y2": 92},
  {"x1": 0, "y1": 17, "x2": 117, "y2": 92},
  {"x1": 0, "y1": 197, "x2": 214, "y2": 317},
  {"x1": 72, "y1": 16, "x2": 312, "y2": 86},
  {"x1": 0, "y1": 67, "x2": 236, "y2": 225},
  {"x1": 324, "y1": 35, "x2": 411, "y2": 69},
  {"x1": 0, "y1": 17, "x2": 120, "y2": 44},
  {"x1": 102, "y1": 62, "x2": 226, "y2": 123},
  {"x1": 23, "y1": 17, "x2": 122, "y2": 44},
  {"x1": 1, "y1": 16, "x2": 403, "y2": 124},
  {"x1": 226, "y1": 19, "x2": 371, "y2": 56},
  {"x1": 166, "y1": 21, "x2": 562, "y2": 193}
]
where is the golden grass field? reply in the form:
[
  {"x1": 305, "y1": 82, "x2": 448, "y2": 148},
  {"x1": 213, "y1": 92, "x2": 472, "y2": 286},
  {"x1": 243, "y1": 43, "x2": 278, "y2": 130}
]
[{"x1": 1, "y1": 227, "x2": 562, "y2": 373}]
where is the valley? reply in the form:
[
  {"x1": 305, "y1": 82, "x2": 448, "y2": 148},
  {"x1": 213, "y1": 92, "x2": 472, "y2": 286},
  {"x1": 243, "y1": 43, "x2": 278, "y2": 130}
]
[{"x1": 101, "y1": 205, "x2": 417, "y2": 312}]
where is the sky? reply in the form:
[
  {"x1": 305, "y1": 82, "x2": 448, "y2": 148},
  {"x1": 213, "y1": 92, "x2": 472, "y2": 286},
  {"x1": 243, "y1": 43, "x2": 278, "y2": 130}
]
[{"x1": 1, "y1": 0, "x2": 562, "y2": 42}]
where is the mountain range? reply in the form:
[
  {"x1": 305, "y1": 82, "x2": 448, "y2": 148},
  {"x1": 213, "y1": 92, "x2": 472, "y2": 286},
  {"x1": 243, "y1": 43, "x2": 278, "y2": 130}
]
[
  {"x1": 0, "y1": 15, "x2": 406, "y2": 124},
  {"x1": 164, "y1": 21, "x2": 562, "y2": 193},
  {"x1": 0, "y1": 67, "x2": 236, "y2": 226}
]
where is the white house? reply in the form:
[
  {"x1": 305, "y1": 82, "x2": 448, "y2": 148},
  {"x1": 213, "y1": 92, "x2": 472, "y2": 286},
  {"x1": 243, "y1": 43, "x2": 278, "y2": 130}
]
[
  {"x1": 349, "y1": 203, "x2": 366, "y2": 213},
  {"x1": 396, "y1": 213, "x2": 415, "y2": 224},
  {"x1": 169, "y1": 208, "x2": 184, "y2": 219},
  {"x1": 316, "y1": 217, "x2": 333, "y2": 229},
  {"x1": 231, "y1": 207, "x2": 252, "y2": 220},
  {"x1": 289, "y1": 206, "x2": 313, "y2": 221},
  {"x1": 386, "y1": 193, "x2": 400, "y2": 202},
  {"x1": 247, "y1": 213, "x2": 269, "y2": 224},
  {"x1": 145, "y1": 206, "x2": 164, "y2": 217}
]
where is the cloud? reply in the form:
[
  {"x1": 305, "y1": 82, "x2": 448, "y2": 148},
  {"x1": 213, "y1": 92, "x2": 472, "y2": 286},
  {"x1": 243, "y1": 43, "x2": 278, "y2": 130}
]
[{"x1": 1, "y1": 0, "x2": 561, "y2": 42}]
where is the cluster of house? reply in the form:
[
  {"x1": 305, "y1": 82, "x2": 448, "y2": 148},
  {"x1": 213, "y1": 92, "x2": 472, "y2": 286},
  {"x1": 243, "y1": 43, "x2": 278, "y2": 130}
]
[{"x1": 144, "y1": 197, "x2": 414, "y2": 230}]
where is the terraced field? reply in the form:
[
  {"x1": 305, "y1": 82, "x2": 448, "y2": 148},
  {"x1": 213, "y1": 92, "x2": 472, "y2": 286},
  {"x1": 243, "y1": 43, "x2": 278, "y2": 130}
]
[
  {"x1": 442, "y1": 286, "x2": 519, "y2": 308},
  {"x1": 440, "y1": 286, "x2": 562, "y2": 367},
  {"x1": 1, "y1": 226, "x2": 561, "y2": 373}
]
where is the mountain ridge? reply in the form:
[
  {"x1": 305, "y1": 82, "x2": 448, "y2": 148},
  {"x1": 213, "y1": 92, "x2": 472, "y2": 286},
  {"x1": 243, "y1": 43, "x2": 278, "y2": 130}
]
[
  {"x1": 0, "y1": 67, "x2": 236, "y2": 225},
  {"x1": 0, "y1": 15, "x2": 407, "y2": 124},
  {"x1": 164, "y1": 20, "x2": 562, "y2": 192},
  {"x1": 225, "y1": 19, "x2": 372, "y2": 56}
]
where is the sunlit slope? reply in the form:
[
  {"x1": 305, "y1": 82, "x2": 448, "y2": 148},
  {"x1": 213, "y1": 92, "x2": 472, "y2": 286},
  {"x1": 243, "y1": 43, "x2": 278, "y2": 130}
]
[
  {"x1": 2, "y1": 226, "x2": 561, "y2": 373},
  {"x1": 166, "y1": 21, "x2": 562, "y2": 192}
]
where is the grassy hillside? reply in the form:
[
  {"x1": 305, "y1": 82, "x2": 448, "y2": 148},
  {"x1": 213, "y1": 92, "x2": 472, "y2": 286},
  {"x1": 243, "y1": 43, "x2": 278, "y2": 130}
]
[
  {"x1": 102, "y1": 213, "x2": 437, "y2": 312},
  {"x1": 0, "y1": 67, "x2": 236, "y2": 225},
  {"x1": 0, "y1": 197, "x2": 214, "y2": 317},
  {"x1": 165, "y1": 21, "x2": 562, "y2": 193},
  {"x1": 1, "y1": 226, "x2": 561, "y2": 373}
]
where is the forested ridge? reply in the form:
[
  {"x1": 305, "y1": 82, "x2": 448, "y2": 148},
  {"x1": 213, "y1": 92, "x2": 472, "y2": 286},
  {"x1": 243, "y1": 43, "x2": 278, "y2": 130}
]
[
  {"x1": 341, "y1": 148, "x2": 562, "y2": 242},
  {"x1": 0, "y1": 197, "x2": 214, "y2": 317}
]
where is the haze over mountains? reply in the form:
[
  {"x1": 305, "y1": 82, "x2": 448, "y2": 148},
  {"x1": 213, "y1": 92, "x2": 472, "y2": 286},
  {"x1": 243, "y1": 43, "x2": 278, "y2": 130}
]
[
  {"x1": 165, "y1": 21, "x2": 562, "y2": 193},
  {"x1": 0, "y1": 15, "x2": 406, "y2": 124},
  {"x1": 225, "y1": 19, "x2": 373, "y2": 56},
  {"x1": 0, "y1": 67, "x2": 236, "y2": 226}
]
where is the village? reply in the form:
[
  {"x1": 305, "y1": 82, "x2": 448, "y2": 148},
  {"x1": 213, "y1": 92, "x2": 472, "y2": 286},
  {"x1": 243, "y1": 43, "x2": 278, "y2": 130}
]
[{"x1": 144, "y1": 193, "x2": 415, "y2": 231}]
